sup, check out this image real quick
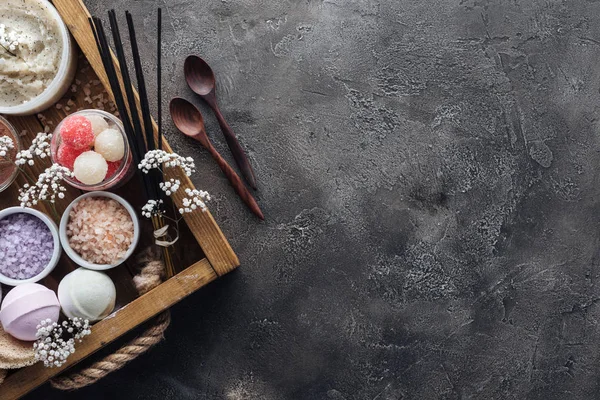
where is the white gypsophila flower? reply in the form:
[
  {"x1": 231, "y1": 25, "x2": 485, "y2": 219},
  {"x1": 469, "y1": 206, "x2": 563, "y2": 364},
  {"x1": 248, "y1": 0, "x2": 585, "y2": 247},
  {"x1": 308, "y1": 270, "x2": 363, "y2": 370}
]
[
  {"x1": 141, "y1": 199, "x2": 164, "y2": 219},
  {"x1": 15, "y1": 132, "x2": 52, "y2": 166},
  {"x1": 159, "y1": 178, "x2": 181, "y2": 196},
  {"x1": 0, "y1": 135, "x2": 14, "y2": 158},
  {"x1": 34, "y1": 317, "x2": 91, "y2": 368},
  {"x1": 138, "y1": 150, "x2": 196, "y2": 176},
  {"x1": 178, "y1": 188, "x2": 210, "y2": 214},
  {"x1": 18, "y1": 164, "x2": 73, "y2": 207}
]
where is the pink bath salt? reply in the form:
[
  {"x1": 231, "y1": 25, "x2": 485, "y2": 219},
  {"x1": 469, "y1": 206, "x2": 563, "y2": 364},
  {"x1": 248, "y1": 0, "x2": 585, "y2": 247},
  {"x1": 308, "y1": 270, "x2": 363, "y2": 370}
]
[
  {"x1": 0, "y1": 213, "x2": 54, "y2": 280},
  {"x1": 60, "y1": 115, "x2": 94, "y2": 150},
  {"x1": 66, "y1": 197, "x2": 134, "y2": 265}
]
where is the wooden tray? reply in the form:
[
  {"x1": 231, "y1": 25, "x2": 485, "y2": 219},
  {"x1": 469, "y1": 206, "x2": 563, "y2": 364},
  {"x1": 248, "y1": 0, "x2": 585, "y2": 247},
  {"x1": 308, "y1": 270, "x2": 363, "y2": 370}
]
[{"x1": 0, "y1": 0, "x2": 239, "y2": 398}]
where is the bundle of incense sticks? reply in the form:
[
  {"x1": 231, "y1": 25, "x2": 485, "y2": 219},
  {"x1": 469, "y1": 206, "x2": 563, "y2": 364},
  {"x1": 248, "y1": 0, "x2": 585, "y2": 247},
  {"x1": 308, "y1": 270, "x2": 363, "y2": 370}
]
[{"x1": 90, "y1": 10, "x2": 175, "y2": 277}]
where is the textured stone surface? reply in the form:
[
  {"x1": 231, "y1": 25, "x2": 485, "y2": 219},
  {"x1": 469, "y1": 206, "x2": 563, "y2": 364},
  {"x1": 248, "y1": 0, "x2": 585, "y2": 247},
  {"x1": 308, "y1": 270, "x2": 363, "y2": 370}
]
[{"x1": 29, "y1": 0, "x2": 600, "y2": 399}]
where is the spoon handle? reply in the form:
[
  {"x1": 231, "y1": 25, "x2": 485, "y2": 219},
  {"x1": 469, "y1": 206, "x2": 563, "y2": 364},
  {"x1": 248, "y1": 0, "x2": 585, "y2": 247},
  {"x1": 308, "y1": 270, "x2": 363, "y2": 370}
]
[
  {"x1": 207, "y1": 145, "x2": 264, "y2": 220},
  {"x1": 211, "y1": 103, "x2": 258, "y2": 190}
]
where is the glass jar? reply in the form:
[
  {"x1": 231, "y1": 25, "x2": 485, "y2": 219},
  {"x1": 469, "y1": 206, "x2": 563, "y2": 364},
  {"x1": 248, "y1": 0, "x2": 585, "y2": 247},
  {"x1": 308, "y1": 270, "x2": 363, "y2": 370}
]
[
  {"x1": 51, "y1": 110, "x2": 134, "y2": 191},
  {"x1": 0, "y1": 115, "x2": 22, "y2": 193}
]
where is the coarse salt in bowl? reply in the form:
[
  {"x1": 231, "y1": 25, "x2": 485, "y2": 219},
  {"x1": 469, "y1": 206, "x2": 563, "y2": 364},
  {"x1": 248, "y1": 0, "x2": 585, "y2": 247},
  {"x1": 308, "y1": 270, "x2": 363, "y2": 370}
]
[
  {"x1": 59, "y1": 191, "x2": 140, "y2": 270},
  {"x1": 0, "y1": 207, "x2": 61, "y2": 286}
]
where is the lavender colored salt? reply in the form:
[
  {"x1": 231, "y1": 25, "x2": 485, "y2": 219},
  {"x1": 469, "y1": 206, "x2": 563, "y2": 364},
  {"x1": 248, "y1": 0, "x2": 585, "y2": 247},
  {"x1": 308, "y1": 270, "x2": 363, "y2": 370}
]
[{"x1": 0, "y1": 213, "x2": 54, "y2": 280}]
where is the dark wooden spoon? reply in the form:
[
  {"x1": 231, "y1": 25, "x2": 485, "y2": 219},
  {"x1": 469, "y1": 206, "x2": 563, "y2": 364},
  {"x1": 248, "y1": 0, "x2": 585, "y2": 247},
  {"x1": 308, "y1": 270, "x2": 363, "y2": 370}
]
[
  {"x1": 170, "y1": 97, "x2": 264, "y2": 220},
  {"x1": 184, "y1": 55, "x2": 257, "y2": 190}
]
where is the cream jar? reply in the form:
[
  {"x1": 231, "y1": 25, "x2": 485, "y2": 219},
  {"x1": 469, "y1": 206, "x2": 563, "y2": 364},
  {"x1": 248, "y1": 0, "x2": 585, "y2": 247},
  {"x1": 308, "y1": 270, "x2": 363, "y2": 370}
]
[{"x1": 0, "y1": 0, "x2": 77, "y2": 116}]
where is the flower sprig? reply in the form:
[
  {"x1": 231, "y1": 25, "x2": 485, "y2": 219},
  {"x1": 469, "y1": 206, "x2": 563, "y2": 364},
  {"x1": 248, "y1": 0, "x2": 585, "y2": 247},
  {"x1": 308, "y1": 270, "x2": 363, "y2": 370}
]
[
  {"x1": 18, "y1": 164, "x2": 73, "y2": 207},
  {"x1": 15, "y1": 132, "x2": 52, "y2": 166},
  {"x1": 138, "y1": 150, "x2": 211, "y2": 248},
  {"x1": 0, "y1": 135, "x2": 14, "y2": 158},
  {"x1": 34, "y1": 318, "x2": 91, "y2": 368},
  {"x1": 139, "y1": 150, "x2": 210, "y2": 219},
  {"x1": 180, "y1": 188, "x2": 210, "y2": 214},
  {"x1": 139, "y1": 150, "x2": 195, "y2": 176}
]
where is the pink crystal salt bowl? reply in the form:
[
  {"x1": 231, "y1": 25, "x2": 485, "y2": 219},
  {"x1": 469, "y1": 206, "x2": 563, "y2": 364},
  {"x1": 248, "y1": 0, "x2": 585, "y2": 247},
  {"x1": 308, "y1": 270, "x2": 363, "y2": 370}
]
[
  {"x1": 0, "y1": 207, "x2": 61, "y2": 286},
  {"x1": 59, "y1": 191, "x2": 140, "y2": 271}
]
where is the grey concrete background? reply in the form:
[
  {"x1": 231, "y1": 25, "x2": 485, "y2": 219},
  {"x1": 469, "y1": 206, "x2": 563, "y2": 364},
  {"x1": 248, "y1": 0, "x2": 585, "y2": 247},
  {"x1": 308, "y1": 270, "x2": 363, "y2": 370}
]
[{"x1": 27, "y1": 0, "x2": 600, "y2": 399}]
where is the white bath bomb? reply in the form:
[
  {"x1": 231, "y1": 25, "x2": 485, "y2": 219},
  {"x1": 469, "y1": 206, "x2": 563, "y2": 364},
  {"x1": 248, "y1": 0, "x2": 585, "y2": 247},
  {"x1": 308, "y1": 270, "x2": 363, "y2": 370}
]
[
  {"x1": 58, "y1": 268, "x2": 116, "y2": 322},
  {"x1": 87, "y1": 115, "x2": 109, "y2": 137},
  {"x1": 94, "y1": 129, "x2": 124, "y2": 162},
  {"x1": 73, "y1": 151, "x2": 108, "y2": 185}
]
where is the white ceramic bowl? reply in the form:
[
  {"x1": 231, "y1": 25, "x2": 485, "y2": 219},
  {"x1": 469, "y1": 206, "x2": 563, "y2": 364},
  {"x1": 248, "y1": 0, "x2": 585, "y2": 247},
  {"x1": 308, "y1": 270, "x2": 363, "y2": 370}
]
[
  {"x1": 0, "y1": 207, "x2": 61, "y2": 286},
  {"x1": 59, "y1": 191, "x2": 140, "y2": 270},
  {"x1": 0, "y1": 0, "x2": 77, "y2": 116}
]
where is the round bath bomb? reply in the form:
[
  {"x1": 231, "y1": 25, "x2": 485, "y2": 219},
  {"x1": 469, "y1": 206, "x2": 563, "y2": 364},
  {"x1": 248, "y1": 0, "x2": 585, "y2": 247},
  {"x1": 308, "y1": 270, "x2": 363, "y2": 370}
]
[
  {"x1": 87, "y1": 115, "x2": 109, "y2": 137},
  {"x1": 60, "y1": 115, "x2": 95, "y2": 150},
  {"x1": 58, "y1": 268, "x2": 116, "y2": 322},
  {"x1": 56, "y1": 143, "x2": 85, "y2": 170},
  {"x1": 94, "y1": 129, "x2": 124, "y2": 162},
  {"x1": 106, "y1": 160, "x2": 122, "y2": 179},
  {"x1": 73, "y1": 151, "x2": 108, "y2": 185},
  {"x1": 0, "y1": 284, "x2": 60, "y2": 341}
]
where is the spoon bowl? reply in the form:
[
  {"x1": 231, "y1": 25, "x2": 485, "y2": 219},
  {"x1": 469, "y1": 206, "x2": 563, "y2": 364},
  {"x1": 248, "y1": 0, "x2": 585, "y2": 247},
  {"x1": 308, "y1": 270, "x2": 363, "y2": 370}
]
[
  {"x1": 169, "y1": 97, "x2": 209, "y2": 147},
  {"x1": 184, "y1": 55, "x2": 216, "y2": 97}
]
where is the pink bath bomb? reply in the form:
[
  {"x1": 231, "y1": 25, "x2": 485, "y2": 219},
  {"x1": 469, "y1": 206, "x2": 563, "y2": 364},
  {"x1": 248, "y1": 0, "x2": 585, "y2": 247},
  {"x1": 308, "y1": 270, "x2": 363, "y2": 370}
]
[
  {"x1": 60, "y1": 115, "x2": 94, "y2": 150},
  {"x1": 0, "y1": 284, "x2": 60, "y2": 341},
  {"x1": 57, "y1": 143, "x2": 85, "y2": 170}
]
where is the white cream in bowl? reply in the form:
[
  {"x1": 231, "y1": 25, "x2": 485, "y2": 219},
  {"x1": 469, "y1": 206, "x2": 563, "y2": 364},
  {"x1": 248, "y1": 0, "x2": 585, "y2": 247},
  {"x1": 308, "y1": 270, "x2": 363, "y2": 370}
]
[{"x1": 0, "y1": 0, "x2": 76, "y2": 115}]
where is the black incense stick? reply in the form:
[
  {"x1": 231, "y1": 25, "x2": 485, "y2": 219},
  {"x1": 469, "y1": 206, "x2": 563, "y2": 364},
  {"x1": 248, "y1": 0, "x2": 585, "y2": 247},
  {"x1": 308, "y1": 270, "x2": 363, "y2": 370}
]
[
  {"x1": 157, "y1": 8, "x2": 162, "y2": 151},
  {"x1": 125, "y1": 11, "x2": 155, "y2": 153},
  {"x1": 89, "y1": 17, "x2": 140, "y2": 164},
  {"x1": 107, "y1": 10, "x2": 160, "y2": 201},
  {"x1": 107, "y1": 11, "x2": 147, "y2": 158}
]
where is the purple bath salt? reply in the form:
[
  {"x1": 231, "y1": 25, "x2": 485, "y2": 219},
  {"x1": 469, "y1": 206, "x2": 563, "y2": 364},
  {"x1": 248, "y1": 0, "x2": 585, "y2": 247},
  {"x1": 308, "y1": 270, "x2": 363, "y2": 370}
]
[{"x1": 0, "y1": 213, "x2": 54, "y2": 280}]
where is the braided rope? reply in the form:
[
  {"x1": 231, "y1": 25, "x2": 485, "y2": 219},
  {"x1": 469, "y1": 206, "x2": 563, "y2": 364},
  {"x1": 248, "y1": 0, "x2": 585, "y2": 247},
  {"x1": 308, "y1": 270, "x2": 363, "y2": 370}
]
[{"x1": 50, "y1": 252, "x2": 171, "y2": 391}]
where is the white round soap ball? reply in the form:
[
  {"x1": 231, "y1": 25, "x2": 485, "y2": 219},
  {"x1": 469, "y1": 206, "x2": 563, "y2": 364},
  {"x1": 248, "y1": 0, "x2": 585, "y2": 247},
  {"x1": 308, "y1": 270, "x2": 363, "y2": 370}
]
[
  {"x1": 87, "y1": 115, "x2": 109, "y2": 137},
  {"x1": 58, "y1": 268, "x2": 116, "y2": 322},
  {"x1": 94, "y1": 129, "x2": 125, "y2": 162},
  {"x1": 73, "y1": 151, "x2": 108, "y2": 185}
]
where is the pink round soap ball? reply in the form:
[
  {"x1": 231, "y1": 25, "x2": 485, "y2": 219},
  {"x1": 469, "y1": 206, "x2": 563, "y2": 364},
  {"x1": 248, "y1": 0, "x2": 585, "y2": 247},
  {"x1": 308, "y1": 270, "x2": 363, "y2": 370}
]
[
  {"x1": 106, "y1": 160, "x2": 122, "y2": 179},
  {"x1": 57, "y1": 144, "x2": 85, "y2": 170},
  {"x1": 0, "y1": 283, "x2": 60, "y2": 341},
  {"x1": 60, "y1": 115, "x2": 95, "y2": 150}
]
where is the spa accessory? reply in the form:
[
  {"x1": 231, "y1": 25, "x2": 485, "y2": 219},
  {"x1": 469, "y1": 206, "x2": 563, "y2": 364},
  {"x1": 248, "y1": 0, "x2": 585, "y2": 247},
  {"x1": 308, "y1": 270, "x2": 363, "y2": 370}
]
[
  {"x1": 0, "y1": 0, "x2": 76, "y2": 116},
  {"x1": 0, "y1": 207, "x2": 61, "y2": 286},
  {"x1": 184, "y1": 55, "x2": 257, "y2": 189},
  {"x1": 58, "y1": 268, "x2": 116, "y2": 322},
  {"x1": 51, "y1": 110, "x2": 133, "y2": 190},
  {"x1": 0, "y1": 327, "x2": 35, "y2": 369},
  {"x1": 59, "y1": 191, "x2": 140, "y2": 270},
  {"x1": 0, "y1": 116, "x2": 21, "y2": 193},
  {"x1": 170, "y1": 97, "x2": 264, "y2": 219},
  {"x1": 0, "y1": 284, "x2": 60, "y2": 341}
]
